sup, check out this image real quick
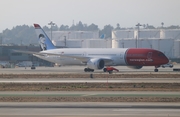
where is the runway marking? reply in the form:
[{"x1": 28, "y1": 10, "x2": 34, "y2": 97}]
[
  {"x1": 0, "y1": 80, "x2": 131, "y2": 83},
  {"x1": 0, "y1": 93, "x2": 180, "y2": 97},
  {"x1": 82, "y1": 94, "x2": 96, "y2": 97}
]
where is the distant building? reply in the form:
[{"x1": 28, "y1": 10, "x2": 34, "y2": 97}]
[
  {"x1": 46, "y1": 30, "x2": 112, "y2": 48},
  {"x1": 112, "y1": 29, "x2": 180, "y2": 39},
  {"x1": 0, "y1": 45, "x2": 52, "y2": 66},
  {"x1": 52, "y1": 39, "x2": 112, "y2": 48},
  {"x1": 46, "y1": 31, "x2": 99, "y2": 41},
  {"x1": 112, "y1": 28, "x2": 180, "y2": 59}
]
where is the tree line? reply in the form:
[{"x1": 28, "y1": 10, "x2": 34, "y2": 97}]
[{"x1": 1, "y1": 21, "x2": 180, "y2": 45}]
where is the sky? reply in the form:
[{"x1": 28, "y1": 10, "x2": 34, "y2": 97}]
[{"x1": 0, "y1": 0, "x2": 180, "y2": 32}]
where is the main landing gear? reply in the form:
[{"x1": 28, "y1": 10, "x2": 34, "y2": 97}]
[
  {"x1": 84, "y1": 68, "x2": 94, "y2": 72},
  {"x1": 103, "y1": 67, "x2": 119, "y2": 74},
  {"x1": 84, "y1": 67, "x2": 119, "y2": 74}
]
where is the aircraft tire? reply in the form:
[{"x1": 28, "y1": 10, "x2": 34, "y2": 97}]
[
  {"x1": 103, "y1": 68, "x2": 107, "y2": 72},
  {"x1": 108, "y1": 71, "x2": 113, "y2": 74},
  {"x1": 154, "y1": 69, "x2": 158, "y2": 72},
  {"x1": 84, "y1": 68, "x2": 94, "y2": 72},
  {"x1": 84, "y1": 68, "x2": 88, "y2": 72}
]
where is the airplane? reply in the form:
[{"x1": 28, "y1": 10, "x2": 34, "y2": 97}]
[{"x1": 15, "y1": 24, "x2": 169, "y2": 73}]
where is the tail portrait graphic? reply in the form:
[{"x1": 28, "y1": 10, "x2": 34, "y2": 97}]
[
  {"x1": 39, "y1": 34, "x2": 47, "y2": 51},
  {"x1": 34, "y1": 24, "x2": 56, "y2": 51}
]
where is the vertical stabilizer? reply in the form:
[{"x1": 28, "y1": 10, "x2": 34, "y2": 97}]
[{"x1": 34, "y1": 24, "x2": 56, "y2": 51}]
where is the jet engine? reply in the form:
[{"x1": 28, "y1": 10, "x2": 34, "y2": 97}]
[
  {"x1": 127, "y1": 66, "x2": 143, "y2": 69},
  {"x1": 87, "y1": 58, "x2": 105, "y2": 70}
]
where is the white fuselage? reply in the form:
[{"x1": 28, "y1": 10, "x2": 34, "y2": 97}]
[{"x1": 34, "y1": 48, "x2": 128, "y2": 66}]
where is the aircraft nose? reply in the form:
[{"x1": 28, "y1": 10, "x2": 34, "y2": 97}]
[
  {"x1": 163, "y1": 56, "x2": 169, "y2": 64},
  {"x1": 156, "y1": 50, "x2": 169, "y2": 65}
]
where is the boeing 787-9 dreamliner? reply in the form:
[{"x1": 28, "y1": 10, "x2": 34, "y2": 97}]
[{"x1": 16, "y1": 24, "x2": 169, "y2": 73}]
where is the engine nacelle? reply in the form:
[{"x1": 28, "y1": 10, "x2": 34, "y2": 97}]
[
  {"x1": 87, "y1": 58, "x2": 105, "y2": 70},
  {"x1": 127, "y1": 66, "x2": 143, "y2": 69}
]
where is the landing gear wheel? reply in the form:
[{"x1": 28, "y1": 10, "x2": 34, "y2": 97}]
[
  {"x1": 108, "y1": 71, "x2": 113, "y2": 74},
  {"x1": 154, "y1": 69, "x2": 158, "y2": 72},
  {"x1": 84, "y1": 68, "x2": 94, "y2": 72},
  {"x1": 103, "y1": 68, "x2": 107, "y2": 72},
  {"x1": 84, "y1": 68, "x2": 88, "y2": 72}
]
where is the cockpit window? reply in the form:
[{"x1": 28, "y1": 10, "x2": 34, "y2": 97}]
[{"x1": 158, "y1": 52, "x2": 165, "y2": 57}]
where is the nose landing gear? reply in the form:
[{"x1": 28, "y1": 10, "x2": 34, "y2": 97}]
[
  {"x1": 154, "y1": 68, "x2": 158, "y2": 72},
  {"x1": 154, "y1": 66, "x2": 160, "y2": 72}
]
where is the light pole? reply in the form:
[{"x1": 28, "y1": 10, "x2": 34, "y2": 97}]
[
  {"x1": 136, "y1": 23, "x2": 142, "y2": 48},
  {"x1": 48, "y1": 21, "x2": 55, "y2": 40},
  {"x1": 68, "y1": 32, "x2": 71, "y2": 39},
  {"x1": 64, "y1": 36, "x2": 66, "y2": 47},
  {"x1": 81, "y1": 40, "x2": 84, "y2": 48},
  {"x1": 105, "y1": 39, "x2": 108, "y2": 48},
  {"x1": 122, "y1": 42, "x2": 124, "y2": 48},
  {"x1": 0, "y1": 35, "x2": 2, "y2": 45},
  {"x1": 127, "y1": 31, "x2": 130, "y2": 38}
]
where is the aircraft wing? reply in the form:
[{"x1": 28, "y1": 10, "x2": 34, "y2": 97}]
[
  {"x1": 12, "y1": 50, "x2": 40, "y2": 55},
  {"x1": 13, "y1": 50, "x2": 113, "y2": 64},
  {"x1": 12, "y1": 50, "x2": 53, "y2": 57},
  {"x1": 12, "y1": 49, "x2": 58, "y2": 56}
]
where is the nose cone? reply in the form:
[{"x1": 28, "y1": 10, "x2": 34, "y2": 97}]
[
  {"x1": 156, "y1": 51, "x2": 169, "y2": 65},
  {"x1": 163, "y1": 56, "x2": 169, "y2": 64}
]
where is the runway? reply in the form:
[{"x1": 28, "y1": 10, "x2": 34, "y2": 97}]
[
  {"x1": 0, "y1": 66, "x2": 179, "y2": 117},
  {"x1": 0, "y1": 78, "x2": 180, "y2": 83},
  {"x1": 0, "y1": 65, "x2": 178, "y2": 74},
  {"x1": 0, "y1": 91, "x2": 179, "y2": 97},
  {"x1": 0, "y1": 102, "x2": 180, "y2": 117}
]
